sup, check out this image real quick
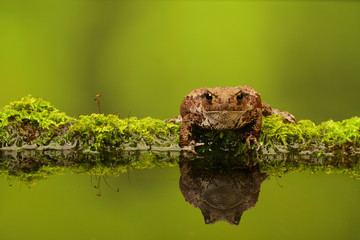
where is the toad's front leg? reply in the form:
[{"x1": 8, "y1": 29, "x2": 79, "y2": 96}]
[
  {"x1": 245, "y1": 108, "x2": 262, "y2": 150},
  {"x1": 179, "y1": 114, "x2": 204, "y2": 154}
]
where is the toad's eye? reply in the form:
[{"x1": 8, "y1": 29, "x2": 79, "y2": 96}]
[
  {"x1": 237, "y1": 93, "x2": 243, "y2": 101},
  {"x1": 205, "y1": 93, "x2": 213, "y2": 101}
]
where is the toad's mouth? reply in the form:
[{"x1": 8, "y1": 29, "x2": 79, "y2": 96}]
[
  {"x1": 202, "y1": 110, "x2": 247, "y2": 125},
  {"x1": 204, "y1": 110, "x2": 246, "y2": 114},
  {"x1": 203, "y1": 110, "x2": 247, "y2": 117}
]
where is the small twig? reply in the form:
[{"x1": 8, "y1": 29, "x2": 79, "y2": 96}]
[
  {"x1": 96, "y1": 176, "x2": 101, "y2": 196},
  {"x1": 94, "y1": 94, "x2": 102, "y2": 114},
  {"x1": 275, "y1": 175, "x2": 283, "y2": 188},
  {"x1": 345, "y1": 141, "x2": 354, "y2": 151},
  {"x1": 103, "y1": 176, "x2": 120, "y2": 192},
  {"x1": 274, "y1": 126, "x2": 283, "y2": 134}
]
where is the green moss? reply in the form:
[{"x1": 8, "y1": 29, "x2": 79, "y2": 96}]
[
  {"x1": 68, "y1": 114, "x2": 180, "y2": 152},
  {"x1": 0, "y1": 96, "x2": 180, "y2": 151},
  {"x1": 0, "y1": 95, "x2": 73, "y2": 148},
  {"x1": 260, "y1": 115, "x2": 360, "y2": 156},
  {"x1": 0, "y1": 95, "x2": 73, "y2": 129},
  {"x1": 319, "y1": 117, "x2": 360, "y2": 146},
  {"x1": 262, "y1": 115, "x2": 360, "y2": 148},
  {"x1": 1, "y1": 96, "x2": 360, "y2": 157}
]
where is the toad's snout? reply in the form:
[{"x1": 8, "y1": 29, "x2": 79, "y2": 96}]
[{"x1": 202, "y1": 110, "x2": 247, "y2": 129}]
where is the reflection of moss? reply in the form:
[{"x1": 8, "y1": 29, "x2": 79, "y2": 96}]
[
  {"x1": 0, "y1": 149, "x2": 359, "y2": 186},
  {"x1": 0, "y1": 150, "x2": 180, "y2": 185},
  {"x1": 259, "y1": 154, "x2": 360, "y2": 179}
]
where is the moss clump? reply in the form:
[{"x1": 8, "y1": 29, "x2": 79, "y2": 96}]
[
  {"x1": 0, "y1": 95, "x2": 72, "y2": 128},
  {"x1": 0, "y1": 95, "x2": 74, "y2": 148},
  {"x1": 260, "y1": 115, "x2": 360, "y2": 156}
]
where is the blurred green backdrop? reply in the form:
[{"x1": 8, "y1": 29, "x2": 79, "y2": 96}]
[
  {"x1": 1, "y1": 1, "x2": 359, "y2": 123},
  {"x1": 1, "y1": 1, "x2": 360, "y2": 240}
]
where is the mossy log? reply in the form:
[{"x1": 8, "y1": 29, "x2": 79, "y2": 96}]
[
  {"x1": 1, "y1": 96, "x2": 360, "y2": 156},
  {"x1": 0, "y1": 96, "x2": 359, "y2": 184}
]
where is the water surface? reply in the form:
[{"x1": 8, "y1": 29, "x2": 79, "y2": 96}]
[{"x1": 1, "y1": 155, "x2": 359, "y2": 240}]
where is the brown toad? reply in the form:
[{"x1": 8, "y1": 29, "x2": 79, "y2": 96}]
[{"x1": 170, "y1": 86, "x2": 295, "y2": 153}]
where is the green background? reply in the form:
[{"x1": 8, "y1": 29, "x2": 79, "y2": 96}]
[
  {"x1": 1, "y1": 1, "x2": 359, "y2": 123},
  {"x1": 1, "y1": 1, "x2": 360, "y2": 240}
]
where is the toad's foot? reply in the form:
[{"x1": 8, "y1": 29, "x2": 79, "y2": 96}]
[
  {"x1": 246, "y1": 135, "x2": 259, "y2": 150},
  {"x1": 164, "y1": 115, "x2": 182, "y2": 123},
  {"x1": 262, "y1": 103, "x2": 296, "y2": 124},
  {"x1": 182, "y1": 146, "x2": 197, "y2": 154},
  {"x1": 182, "y1": 142, "x2": 205, "y2": 154},
  {"x1": 277, "y1": 111, "x2": 296, "y2": 124}
]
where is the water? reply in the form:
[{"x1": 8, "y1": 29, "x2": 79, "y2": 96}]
[{"x1": 1, "y1": 152, "x2": 359, "y2": 240}]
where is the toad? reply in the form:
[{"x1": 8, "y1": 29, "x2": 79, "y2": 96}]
[{"x1": 168, "y1": 86, "x2": 295, "y2": 153}]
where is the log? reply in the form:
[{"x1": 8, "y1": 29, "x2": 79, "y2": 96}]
[{"x1": 0, "y1": 96, "x2": 359, "y2": 184}]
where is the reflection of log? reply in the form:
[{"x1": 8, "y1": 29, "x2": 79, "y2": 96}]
[
  {"x1": 1, "y1": 96, "x2": 360, "y2": 157},
  {"x1": 0, "y1": 149, "x2": 181, "y2": 185},
  {"x1": 1, "y1": 148, "x2": 358, "y2": 186}
]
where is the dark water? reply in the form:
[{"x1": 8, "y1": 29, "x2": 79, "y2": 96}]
[{"x1": 0, "y1": 153, "x2": 359, "y2": 240}]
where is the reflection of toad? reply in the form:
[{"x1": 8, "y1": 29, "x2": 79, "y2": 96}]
[
  {"x1": 169, "y1": 86, "x2": 295, "y2": 153},
  {"x1": 179, "y1": 157, "x2": 268, "y2": 225}
]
